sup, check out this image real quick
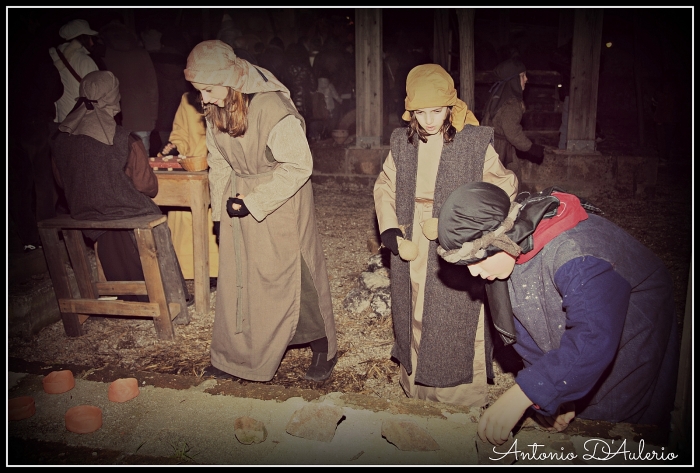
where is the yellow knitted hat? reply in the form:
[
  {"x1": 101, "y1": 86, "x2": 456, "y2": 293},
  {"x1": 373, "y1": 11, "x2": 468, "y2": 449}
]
[{"x1": 402, "y1": 64, "x2": 479, "y2": 131}]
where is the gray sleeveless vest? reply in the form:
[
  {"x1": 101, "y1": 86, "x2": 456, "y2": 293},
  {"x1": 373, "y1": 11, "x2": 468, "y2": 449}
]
[{"x1": 389, "y1": 125, "x2": 495, "y2": 387}]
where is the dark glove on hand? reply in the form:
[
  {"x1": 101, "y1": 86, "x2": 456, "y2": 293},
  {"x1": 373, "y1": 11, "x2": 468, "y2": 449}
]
[
  {"x1": 226, "y1": 195, "x2": 250, "y2": 218},
  {"x1": 163, "y1": 143, "x2": 179, "y2": 156},
  {"x1": 523, "y1": 143, "x2": 545, "y2": 164},
  {"x1": 212, "y1": 221, "x2": 220, "y2": 245},
  {"x1": 380, "y1": 228, "x2": 403, "y2": 256}
]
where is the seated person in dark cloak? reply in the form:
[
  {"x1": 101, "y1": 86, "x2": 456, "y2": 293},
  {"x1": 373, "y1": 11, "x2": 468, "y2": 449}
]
[{"x1": 51, "y1": 70, "x2": 192, "y2": 307}]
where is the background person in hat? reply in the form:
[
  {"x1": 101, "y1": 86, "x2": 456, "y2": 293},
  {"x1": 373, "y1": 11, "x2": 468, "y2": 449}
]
[
  {"x1": 373, "y1": 64, "x2": 518, "y2": 408},
  {"x1": 435, "y1": 181, "x2": 679, "y2": 446},
  {"x1": 49, "y1": 19, "x2": 101, "y2": 124},
  {"x1": 184, "y1": 40, "x2": 338, "y2": 382},
  {"x1": 480, "y1": 57, "x2": 546, "y2": 181}
]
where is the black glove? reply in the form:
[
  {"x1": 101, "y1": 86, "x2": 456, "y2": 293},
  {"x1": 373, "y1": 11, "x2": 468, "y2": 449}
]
[
  {"x1": 518, "y1": 143, "x2": 545, "y2": 164},
  {"x1": 212, "y1": 221, "x2": 220, "y2": 245},
  {"x1": 380, "y1": 228, "x2": 403, "y2": 256},
  {"x1": 226, "y1": 195, "x2": 250, "y2": 218}
]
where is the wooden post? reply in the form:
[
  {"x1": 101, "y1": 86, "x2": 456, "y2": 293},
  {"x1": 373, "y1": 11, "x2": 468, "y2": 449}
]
[
  {"x1": 668, "y1": 264, "x2": 692, "y2": 461},
  {"x1": 566, "y1": 8, "x2": 603, "y2": 153},
  {"x1": 456, "y1": 9, "x2": 476, "y2": 112},
  {"x1": 433, "y1": 9, "x2": 450, "y2": 71},
  {"x1": 633, "y1": 11, "x2": 645, "y2": 146},
  {"x1": 355, "y1": 8, "x2": 383, "y2": 148}
]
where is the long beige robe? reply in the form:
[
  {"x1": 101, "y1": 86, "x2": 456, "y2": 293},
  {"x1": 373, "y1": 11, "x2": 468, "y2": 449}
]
[
  {"x1": 374, "y1": 135, "x2": 517, "y2": 407},
  {"x1": 208, "y1": 92, "x2": 336, "y2": 382}
]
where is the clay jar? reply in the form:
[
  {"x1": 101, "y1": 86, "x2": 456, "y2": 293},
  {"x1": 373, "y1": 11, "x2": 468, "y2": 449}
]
[
  {"x1": 108, "y1": 378, "x2": 140, "y2": 403},
  {"x1": 42, "y1": 370, "x2": 75, "y2": 394},
  {"x1": 65, "y1": 405, "x2": 103, "y2": 434},
  {"x1": 8, "y1": 396, "x2": 36, "y2": 421}
]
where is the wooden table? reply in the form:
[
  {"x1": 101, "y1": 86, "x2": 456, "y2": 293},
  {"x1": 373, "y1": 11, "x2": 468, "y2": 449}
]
[{"x1": 152, "y1": 170, "x2": 210, "y2": 316}]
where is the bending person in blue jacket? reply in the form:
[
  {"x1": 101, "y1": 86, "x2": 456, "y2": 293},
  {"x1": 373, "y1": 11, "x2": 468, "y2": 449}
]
[{"x1": 434, "y1": 181, "x2": 679, "y2": 446}]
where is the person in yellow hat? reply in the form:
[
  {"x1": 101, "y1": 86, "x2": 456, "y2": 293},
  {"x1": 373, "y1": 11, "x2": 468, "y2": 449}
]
[{"x1": 373, "y1": 63, "x2": 518, "y2": 407}]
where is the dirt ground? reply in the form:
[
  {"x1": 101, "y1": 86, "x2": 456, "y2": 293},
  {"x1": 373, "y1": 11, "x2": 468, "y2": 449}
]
[{"x1": 7, "y1": 117, "x2": 693, "y2": 465}]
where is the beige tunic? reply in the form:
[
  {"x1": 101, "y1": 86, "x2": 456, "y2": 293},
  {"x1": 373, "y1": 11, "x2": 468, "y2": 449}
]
[
  {"x1": 207, "y1": 92, "x2": 336, "y2": 381},
  {"x1": 374, "y1": 135, "x2": 517, "y2": 406}
]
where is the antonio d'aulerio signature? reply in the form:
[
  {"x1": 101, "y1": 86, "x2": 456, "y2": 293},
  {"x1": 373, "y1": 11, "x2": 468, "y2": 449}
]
[{"x1": 489, "y1": 438, "x2": 678, "y2": 463}]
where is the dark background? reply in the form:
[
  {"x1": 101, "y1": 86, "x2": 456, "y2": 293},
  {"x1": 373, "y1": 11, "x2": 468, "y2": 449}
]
[{"x1": 7, "y1": 7, "x2": 693, "y2": 153}]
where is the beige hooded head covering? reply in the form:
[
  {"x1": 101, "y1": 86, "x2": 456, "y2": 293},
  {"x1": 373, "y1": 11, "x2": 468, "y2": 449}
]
[
  {"x1": 184, "y1": 40, "x2": 290, "y2": 101},
  {"x1": 59, "y1": 70, "x2": 121, "y2": 145},
  {"x1": 402, "y1": 64, "x2": 479, "y2": 131}
]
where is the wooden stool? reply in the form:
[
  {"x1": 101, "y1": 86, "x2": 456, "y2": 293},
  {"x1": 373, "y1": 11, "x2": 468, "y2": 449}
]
[{"x1": 38, "y1": 215, "x2": 189, "y2": 341}]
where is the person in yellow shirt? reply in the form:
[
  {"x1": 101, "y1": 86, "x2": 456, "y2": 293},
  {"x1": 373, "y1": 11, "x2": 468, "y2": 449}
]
[{"x1": 160, "y1": 90, "x2": 219, "y2": 287}]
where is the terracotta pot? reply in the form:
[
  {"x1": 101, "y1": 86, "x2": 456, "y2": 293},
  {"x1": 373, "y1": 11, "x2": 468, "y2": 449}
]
[
  {"x1": 65, "y1": 405, "x2": 103, "y2": 434},
  {"x1": 108, "y1": 378, "x2": 140, "y2": 403},
  {"x1": 8, "y1": 396, "x2": 36, "y2": 421},
  {"x1": 42, "y1": 370, "x2": 75, "y2": 394}
]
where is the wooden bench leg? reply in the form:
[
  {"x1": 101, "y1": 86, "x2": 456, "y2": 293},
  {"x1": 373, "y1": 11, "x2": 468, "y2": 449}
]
[
  {"x1": 63, "y1": 229, "x2": 97, "y2": 325},
  {"x1": 38, "y1": 228, "x2": 83, "y2": 337},
  {"x1": 134, "y1": 226, "x2": 175, "y2": 340},
  {"x1": 152, "y1": 223, "x2": 190, "y2": 325}
]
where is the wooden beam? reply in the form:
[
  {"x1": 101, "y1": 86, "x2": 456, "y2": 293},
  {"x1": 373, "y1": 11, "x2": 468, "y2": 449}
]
[
  {"x1": 668, "y1": 265, "x2": 692, "y2": 460},
  {"x1": 566, "y1": 8, "x2": 603, "y2": 152},
  {"x1": 38, "y1": 228, "x2": 83, "y2": 337},
  {"x1": 456, "y1": 9, "x2": 476, "y2": 112},
  {"x1": 39, "y1": 215, "x2": 167, "y2": 230},
  {"x1": 96, "y1": 281, "x2": 148, "y2": 295},
  {"x1": 355, "y1": 8, "x2": 383, "y2": 148},
  {"x1": 59, "y1": 299, "x2": 161, "y2": 318},
  {"x1": 433, "y1": 9, "x2": 450, "y2": 71}
]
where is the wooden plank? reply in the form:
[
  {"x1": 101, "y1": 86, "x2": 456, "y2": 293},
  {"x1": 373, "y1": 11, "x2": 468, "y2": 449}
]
[
  {"x1": 38, "y1": 215, "x2": 167, "y2": 230},
  {"x1": 59, "y1": 299, "x2": 161, "y2": 317},
  {"x1": 38, "y1": 228, "x2": 83, "y2": 336},
  {"x1": 153, "y1": 222, "x2": 191, "y2": 324},
  {"x1": 456, "y1": 9, "x2": 476, "y2": 111},
  {"x1": 135, "y1": 226, "x2": 175, "y2": 340},
  {"x1": 96, "y1": 281, "x2": 148, "y2": 295}
]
